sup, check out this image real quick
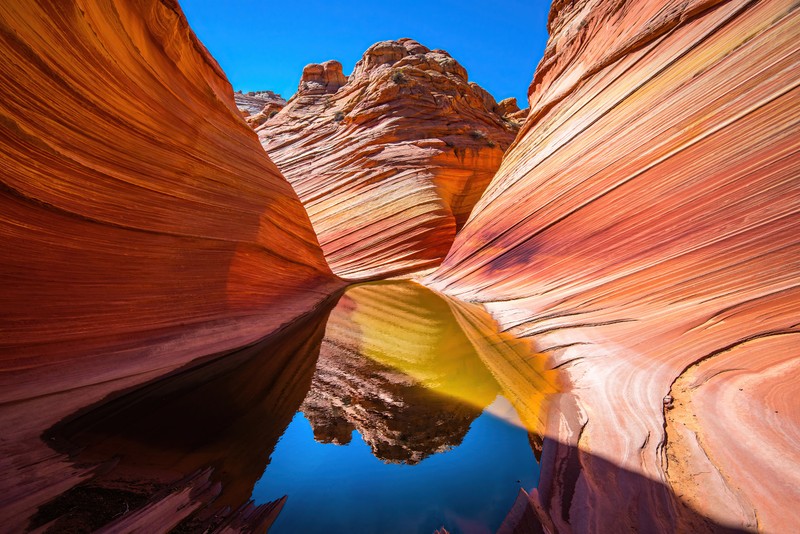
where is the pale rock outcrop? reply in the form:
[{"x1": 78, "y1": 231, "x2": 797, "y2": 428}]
[
  {"x1": 259, "y1": 38, "x2": 518, "y2": 280},
  {"x1": 246, "y1": 101, "x2": 285, "y2": 127},
  {"x1": 428, "y1": 0, "x2": 800, "y2": 531},
  {"x1": 235, "y1": 89, "x2": 286, "y2": 114},
  {"x1": 236, "y1": 90, "x2": 287, "y2": 127}
]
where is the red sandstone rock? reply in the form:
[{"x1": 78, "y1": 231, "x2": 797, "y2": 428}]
[
  {"x1": 259, "y1": 38, "x2": 518, "y2": 280},
  {"x1": 496, "y1": 97, "x2": 521, "y2": 116},
  {"x1": 0, "y1": 1, "x2": 342, "y2": 405},
  {"x1": 299, "y1": 60, "x2": 348, "y2": 95},
  {"x1": 496, "y1": 97, "x2": 529, "y2": 127},
  {"x1": 3, "y1": 305, "x2": 331, "y2": 533},
  {"x1": 428, "y1": 0, "x2": 800, "y2": 531}
]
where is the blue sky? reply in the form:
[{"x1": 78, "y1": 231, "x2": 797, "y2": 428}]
[{"x1": 180, "y1": 0, "x2": 551, "y2": 107}]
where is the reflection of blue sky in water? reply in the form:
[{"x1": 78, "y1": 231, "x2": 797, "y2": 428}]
[{"x1": 253, "y1": 396, "x2": 539, "y2": 534}]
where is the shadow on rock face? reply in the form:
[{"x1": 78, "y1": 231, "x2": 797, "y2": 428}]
[
  {"x1": 34, "y1": 298, "x2": 339, "y2": 534},
  {"x1": 499, "y1": 394, "x2": 751, "y2": 534}
]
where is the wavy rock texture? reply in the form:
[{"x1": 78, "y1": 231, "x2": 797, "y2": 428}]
[
  {"x1": 0, "y1": 3, "x2": 342, "y2": 529},
  {"x1": 0, "y1": 0, "x2": 342, "y2": 405},
  {"x1": 428, "y1": 0, "x2": 800, "y2": 531},
  {"x1": 259, "y1": 39, "x2": 518, "y2": 280}
]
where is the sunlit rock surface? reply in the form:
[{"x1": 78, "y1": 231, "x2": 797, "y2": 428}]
[
  {"x1": 259, "y1": 39, "x2": 518, "y2": 280},
  {"x1": 0, "y1": 4, "x2": 345, "y2": 527},
  {"x1": 428, "y1": 0, "x2": 800, "y2": 531},
  {"x1": 0, "y1": 1, "x2": 342, "y2": 406}
]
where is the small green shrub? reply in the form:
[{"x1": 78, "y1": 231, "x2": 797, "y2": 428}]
[
  {"x1": 333, "y1": 111, "x2": 345, "y2": 122},
  {"x1": 391, "y1": 70, "x2": 407, "y2": 85}
]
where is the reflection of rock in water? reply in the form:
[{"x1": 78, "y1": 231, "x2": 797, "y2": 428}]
[
  {"x1": 300, "y1": 281, "x2": 507, "y2": 465},
  {"x1": 302, "y1": 339, "x2": 483, "y2": 464},
  {"x1": 36, "y1": 302, "x2": 335, "y2": 533}
]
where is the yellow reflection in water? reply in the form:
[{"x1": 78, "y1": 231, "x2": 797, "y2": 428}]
[{"x1": 332, "y1": 280, "x2": 560, "y2": 435}]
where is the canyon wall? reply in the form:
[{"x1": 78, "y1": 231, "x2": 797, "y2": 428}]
[
  {"x1": 0, "y1": 0, "x2": 342, "y2": 404},
  {"x1": 260, "y1": 39, "x2": 518, "y2": 279},
  {"x1": 428, "y1": 0, "x2": 800, "y2": 531},
  {"x1": 0, "y1": 2, "x2": 343, "y2": 530}
]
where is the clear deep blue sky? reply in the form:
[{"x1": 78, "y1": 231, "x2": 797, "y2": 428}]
[{"x1": 180, "y1": 0, "x2": 551, "y2": 107}]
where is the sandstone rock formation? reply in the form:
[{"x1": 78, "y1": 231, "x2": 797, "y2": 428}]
[
  {"x1": 2, "y1": 0, "x2": 798, "y2": 531},
  {"x1": 236, "y1": 90, "x2": 287, "y2": 127},
  {"x1": 496, "y1": 97, "x2": 529, "y2": 126},
  {"x1": 298, "y1": 60, "x2": 348, "y2": 95},
  {"x1": 428, "y1": 0, "x2": 800, "y2": 531},
  {"x1": 0, "y1": 2, "x2": 342, "y2": 529},
  {"x1": 0, "y1": 0, "x2": 341, "y2": 404},
  {"x1": 234, "y1": 89, "x2": 286, "y2": 114},
  {"x1": 259, "y1": 39, "x2": 518, "y2": 279},
  {"x1": 496, "y1": 97, "x2": 521, "y2": 116}
]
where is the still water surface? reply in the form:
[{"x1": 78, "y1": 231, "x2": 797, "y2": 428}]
[
  {"x1": 252, "y1": 280, "x2": 556, "y2": 533},
  {"x1": 43, "y1": 280, "x2": 557, "y2": 533},
  {"x1": 256, "y1": 399, "x2": 537, "y2": 534}
]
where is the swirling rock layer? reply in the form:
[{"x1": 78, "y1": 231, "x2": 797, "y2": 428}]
[
  {"x1": 259, "y1": 39, "x2": 518, "y2": 280},
  {"x1": 429, "y1": 0, "x2": 800, "y2": 531},
  {"x1": 0, "y1": 0, "x2": 341, "y2": 405}
]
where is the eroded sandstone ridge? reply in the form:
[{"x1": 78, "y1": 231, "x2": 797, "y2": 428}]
[
  {"x1": 0, "y1": 0, "x2": 341, "y2": 402},
  {"x1": 0, "y1": 1, "x2": 342, "y2": 530},
  {"x1": 259, "y1": 38, "x2": 518, "y2": 279},
  {"x1": 428, "y1": 0, "x2": 800, "y2": 531}
]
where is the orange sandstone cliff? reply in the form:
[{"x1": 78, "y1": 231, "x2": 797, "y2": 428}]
[
  {"x1": 429, "y1": 0, "x2": 800, "y2": 531},
  {"x1": 0, "y1": 0, "x2": 342, "y2": 404},
  {"x1": 259, "y1": 39, "x2": 518, "y2": 280},
  {"x1": 0, "y1": 1, "x2": 343, "y2": 530}
]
